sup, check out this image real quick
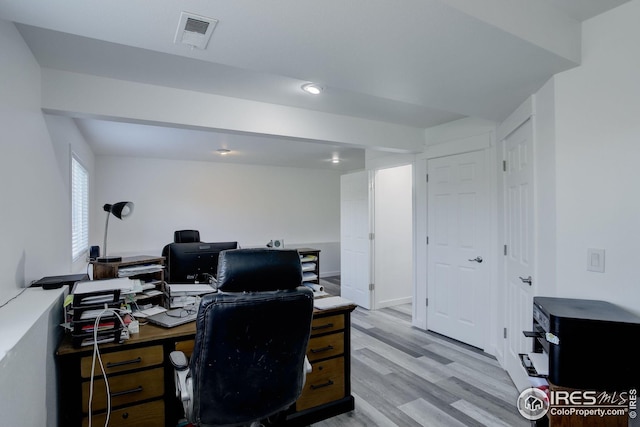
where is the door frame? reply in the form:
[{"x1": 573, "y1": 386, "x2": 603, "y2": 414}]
[
  {"x1": 495, "y1": 98, "x2": 535, "y2": 372},
  {"x1": 414, "y1": 130, "x2": 499, "y2": 354}
]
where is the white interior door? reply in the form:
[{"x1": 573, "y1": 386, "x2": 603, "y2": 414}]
[
  {"x1": 503, "y1": 118, "x2": 536, "y2": 391},
  {"x1": 427, "y1": 150, "x2": 489, "y2": 350},
  {"x1": 340, "y1": 171, "x2": 372, "y2": 309}
]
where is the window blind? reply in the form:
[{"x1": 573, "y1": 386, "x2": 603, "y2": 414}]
[{"x1": 71, "y1": 156, "x2": 89, "y2": 261}]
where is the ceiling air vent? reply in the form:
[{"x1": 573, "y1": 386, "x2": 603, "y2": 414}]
[{"x1": 174, "y1": 11, "x2": 218, "y2": 50}]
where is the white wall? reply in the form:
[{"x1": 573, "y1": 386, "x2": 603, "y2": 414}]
[
  {"x1": 0, "y1": 20, "x2": 85, "y2": 427},
  {"x1": 550, "y1": 0, "x2": 640, "y2": 315},
  {"x1": 0, "y1": 23, "x2": 67, "y2": 298},
  {"x1": 532, "y1": 78, "x2": 558, "y2": 298},
  {"x1": 92, "y1": 156, "x2": 342, "y2": 276}
]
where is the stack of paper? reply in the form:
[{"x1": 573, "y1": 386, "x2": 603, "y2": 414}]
[
  {"x1": 302, "y1": 262, "x2": 316, "y2": 272},
  {"x1": 73, "y1": 278, "x2": 142, "y2": 295},
  {"x1": 166, "y1": 284, "x2": 217, "y2": 296},
  {"x1": 117, "y1": 264, "x2": 164, "y2": 277},
  {"x1": 133, "y1": 306, "x2": 167, "y2": 318},
  {"x1": 303, "y1": 272, "x2": 318, "y2": 282},
  {"x1": 166, "y1": 284, "x2": 216, "y2": 308},
  {"x1": 313, "y1": 296, "x2": 354, "y2": 310}
]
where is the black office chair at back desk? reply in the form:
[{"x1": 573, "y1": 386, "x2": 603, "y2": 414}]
[
  {"x1": 169, "y1": 248, "x2": 314, "y2": 427},
  {"x1": 174, "y1": 229, "x2": 201, "y2": 243},
  {"x1": 161, "y1": 230, "x2": 201, "y2": 259}
]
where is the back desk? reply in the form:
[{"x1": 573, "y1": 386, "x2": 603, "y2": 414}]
[{"x1": 57, "y1": 303, "x2": 357, "y2": 427}]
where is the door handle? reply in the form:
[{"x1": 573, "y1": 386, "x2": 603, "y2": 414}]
[
  {"x1": 468, "y1": 256, "x2": 483, "y2": 263},
  {"x1": 519, "y1": 276, "x2": 532, "y2": 285}
]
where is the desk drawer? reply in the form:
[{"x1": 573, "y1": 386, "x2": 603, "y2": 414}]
[
  {"x1": 307, "y1": 332, "x2": 344, "y2": 362},
  {"x1": 296, "y1": 357, "x2": 345, "y2": 411},
  {"x1": 82, "y1": 399, "x2": 164, "y2": 427},
  {"x1": 311, "y1": 314, "x2": 344, "y2": 335},
  {"x1": 175, "y1": 339, "x2": 195, "y2": 358},
  {"x1": 80, "y1": 345, "x2": 163, "y2": 378},
  {"x1": 82, "y1": 367, "x2": 164, "y2": 412}
]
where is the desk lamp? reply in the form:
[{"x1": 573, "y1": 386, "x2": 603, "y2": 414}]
[{"x1": 98, "y1": 201, "x2": 134, "y2": 263}]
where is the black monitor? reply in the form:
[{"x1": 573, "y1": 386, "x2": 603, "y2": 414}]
[{"x1": 165, "y1": 241, "x2": 238, "y2": 283}]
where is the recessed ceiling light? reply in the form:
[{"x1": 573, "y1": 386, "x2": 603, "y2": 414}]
[
  {"x1": 301, "y1": 83, "x2": 323, "y2": 95},
  {"x1": 331, "y1": 156, "x2": 340, "y2": 164},
  {"x1": 216, "y1": 148, "x2": 230, "y2": 155}
]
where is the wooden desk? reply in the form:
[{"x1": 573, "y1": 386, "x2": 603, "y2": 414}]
[{"x1": 57, "y1": 304, "x2": 356, "y2": 427}]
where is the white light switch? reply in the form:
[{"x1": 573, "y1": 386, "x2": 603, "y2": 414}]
[{"x1": 587, "y1": 248, "x2": 605, "y2": 273}]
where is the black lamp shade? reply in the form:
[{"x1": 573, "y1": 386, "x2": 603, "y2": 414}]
[
  {"x1": 103, "y1": 201, "x2": 134, "y2": 219},
  {"x1": 98, "y1": 201, "x2": 134, "y2": 263}
]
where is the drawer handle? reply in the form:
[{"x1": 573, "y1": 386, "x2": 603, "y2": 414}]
[
  {"x1": 106, "y1": 357, "x2": 142, "y2": 369},
  {"x1": 110, "y1": 386, "x2": 143, "y2": 398},
  {"x1": 310, "y1": 380, "x2": 334, "y2": 390},
  {"x1": 310, "y1": 345, "x2": 334, "y2": 354},
  {"x1": 312, "y1": 323, "x2": 334, "y2": 331}
]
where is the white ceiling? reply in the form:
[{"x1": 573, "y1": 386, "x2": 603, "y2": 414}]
[{"x1": 0, "y1": 0, "x2": 629, "y2": 171}]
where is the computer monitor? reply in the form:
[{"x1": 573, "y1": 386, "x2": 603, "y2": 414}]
[{"x1": 166, "y1": 241, "x2": 238, "y2": 283}]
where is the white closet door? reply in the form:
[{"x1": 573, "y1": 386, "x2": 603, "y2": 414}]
[
  {"x1": 427, "y1": 150, "x2": 489, "y2": 349},
  {"x1": 503, "y1": 118, "x2": 536, "y2": 391}
]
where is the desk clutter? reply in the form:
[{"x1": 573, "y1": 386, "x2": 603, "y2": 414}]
[
  {"x1": 61, "y1": 255, "x2": 167, "y2": 347},
  {"x1": 63, "y1": 278, "x2": 217, "y2": 347},
  {"x1": 63, "y1": 278, "x2": 141, "y2": 347},
  {"x1": 60, "y1": 249, "x2": 325, "y2": 347}
]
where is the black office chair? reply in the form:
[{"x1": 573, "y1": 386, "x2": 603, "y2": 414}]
[
  {"x1": 162, "y1": 230, "x2": 201, "y2": 278},
  {"x1": 174, "y1": 229, "x2": 201, "y2": 243},
  {"x1": 170, "y1": 248, "x2": 314, "y2": 427}
]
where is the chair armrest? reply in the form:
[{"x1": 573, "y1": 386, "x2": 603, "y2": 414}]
[
  {"x1": 170, "y1": 350, "x2": 193, "y2": 421},
  {"x1": 170, "y1": 350, "x2": 189, "y2": 370},
  {"x1": 302, "y1": 356, "x2": 312, "y2": 388}
]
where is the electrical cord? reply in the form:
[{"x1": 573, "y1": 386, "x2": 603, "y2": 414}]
[
  {"x1": 0, "y1": 287, "x2": 29, "y2": 309},
  {"x1": 88, "y1": 306, "x2": 129, "y2": 427}
]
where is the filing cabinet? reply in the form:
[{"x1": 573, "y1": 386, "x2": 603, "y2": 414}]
[{"x1": 285, "y1": 307, "x2": 356, "y2": 426}]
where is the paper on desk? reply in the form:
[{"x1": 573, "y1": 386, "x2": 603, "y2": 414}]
[
  {"x1": 166, "y1": 284, "x2": 217, "y2": 295},
  {"x1": 313, "y1": 296, "x2": 353, "y2": 310},
  {"x1": 528, "y1": 352, "x2": 549, "y2": 376},
  {"x1": 303, "y1": 272, "x2": 318, "y2": 281},
  {"x1": 73, "y1": 278, "x2": 140, "y2": 294},
  {"x1": 117, "y1": 264, "x2": 164, "y2": 277},
  {"x1": 133, "y1": 306, "x2": 167, "y2": 318}
]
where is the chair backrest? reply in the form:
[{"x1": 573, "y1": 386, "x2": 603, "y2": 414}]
[
  {"x1": 174, "y1": 229, "x2": 200, "y2": 243},
  {"x1": 189, "y1": 248, "x2": 313, "y2": 426}
]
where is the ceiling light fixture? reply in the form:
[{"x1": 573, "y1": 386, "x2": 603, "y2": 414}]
[
  {"x1": 331, "y1": 156, "x2": 340, "y2": 164},
  {"x1": 301, "y1": 83, "x2": 323, "y2": 95},
  {"x1": 217, "y1": 149, "x2": 230, "y2": 155}
]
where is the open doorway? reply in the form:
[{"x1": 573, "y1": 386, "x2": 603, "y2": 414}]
[
  {"x1": 340, "y1": 164, "x2": 413, "y2": 310},
  {"x1": 373, "y1": 164, "x2": 413, "y2": 309}
]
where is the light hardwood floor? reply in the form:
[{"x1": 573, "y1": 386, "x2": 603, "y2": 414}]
[{"x1": 311, "y1": 277, "x2": 529, "y2": 427}]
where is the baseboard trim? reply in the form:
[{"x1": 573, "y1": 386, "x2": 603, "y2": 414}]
[{"x1": 375, "y1": 296, "x2": 413, "y2": 309}]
